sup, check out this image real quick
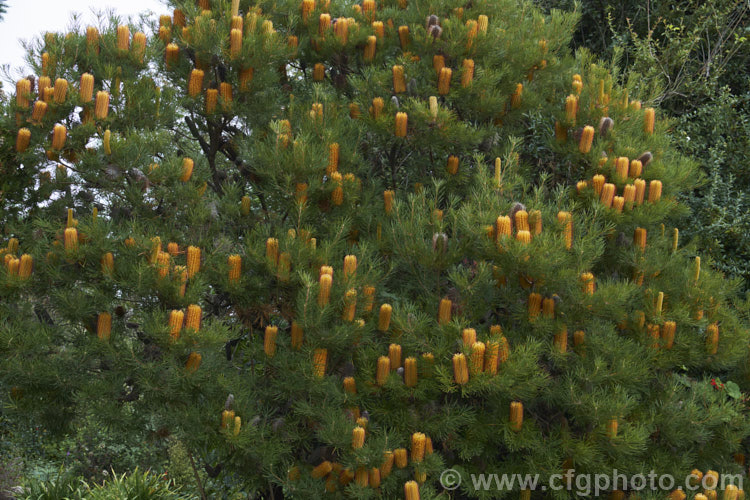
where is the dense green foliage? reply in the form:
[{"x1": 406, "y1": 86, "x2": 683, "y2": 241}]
[{"x1": 1, "y1": 0, "x2": 749, "y2": 499}]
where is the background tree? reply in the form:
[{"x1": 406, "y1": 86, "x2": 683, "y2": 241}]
[{"x1": 1, "y1": 0, "x2": 750, "y2": 499}]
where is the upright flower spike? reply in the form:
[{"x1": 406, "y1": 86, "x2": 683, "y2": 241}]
[
  {"x1": 452, "y1": 353, "x2": 469, "y2": 384},
  {"x1": 230, "y1": 28, "x2": 242, "y2": 59},
  {"x1": 352, "y1": 426, "x2": 365, "y2": 449},
  {"x1": 363, "y1": 35, "x2": 377, "y2": 60},
  {"x1": 18, "y1": 254, "x2": 33, "y2": 279},
  {"x1": 706, "y1": 323, "x2": 719, "y2": 355},
  {"x1": 64, "y1": 227, "x2": 78, "y2": 251},
  {"x1": 629, "y1": 159, "x2": 643, "y2": 178},
  {"x1": 132, "y1": 32, "x2": 146, "y2": 62},
  {"x1": 542, "y1": 297, "x2": 555, "y2": 318},
  {"x1": 97, "y1": 312, "x2": 112, "y2": 340},
  {"x1": 94, "y1": 91, "x2": 110, "y2": 119},
  {"x1": 51, "y1": 124, "x2": 66, "y2": 150},
  {"x1": 168, "y1": 310, "x2": 184, "y2": 340},
  {"x1": 206, "y1": 88, "x2": 218, "y2": 113},
  {"x1": 643, "y1": 107, "x2": 655, "y2": 135},
  {"x1": 185, "y1": 352, "x2": 202, "y2": 373},
  {"x1": 156, "y1": 251, "x2": 171, "y2": 278},
  {"x1": 319, "y1": 13, "x2": 331, "y2": 34},
  {"x1": 565, "y1": 95, "x2": 578, "y2": 123},
  {"x1": 311, "y1": 461, "x2": 333, "y2": 479},
  {"x1": 623, "y1": 184, "x2": 636, "y2": 207},
  {"x1": 510, "y1": 401, "x2": 523, "y2": 431},
  {"x1": 634, "y1": 179, "x2": 646, "y2": 205},
  {"x1": 53, "y1": 78, "x2": 68, "y2": 104},
  {"x1": 313, "y1": 63, "x2": 325, "y2": 81},
  {"x1": 484, "y1": 341, "x2": 499, "y2": 374},
  {"x1": 16, "y1": 129, "x2": 31, "y2": 152},
  {"x1": 376, "y1": 355, "x2": 391, "y2": 386},
  {"x1": 117, "y1": 25, "x2": 130, "y2": 51},
  {"x1": 438, "y1": 298, "x2": 452, "y2": 324},
  {"x1": 383, "y1": 190, "x2": 395, "y2": 214},
  {"x1": 615, "y1": 157, "x2": 629, "y2": 181},
  {"x1": 185, "y1": 305, "x2": 202, "y2": 331},
  {"x1": 186, "y1": 246, "x2": 200, "y2": 278},
  {"x1": 554, "y1": 327, "x2": 568, "y2": 353},
  {"x1": 363, "y1": 286, "x2": 376, "y2": 312},
  {"x1": 606, "y1": 418, "x2": 618, "y2": 438},
  {"x1": 16, "y1": 78, "x2": 31, "y2": 108},
  {"x1": 470, "y1": 342, "x2": 485, "y2": 375},
  {"x1": 581, "y1": 272, "x2": 595, "y2": 294},
  {"x1": 661, "y1": 321, "x2": 676, "y2": 349},
  {"x1": 648, "y1": 180, "x2": 662, "y2": 202},
  {"x1": 404, "y1": 357, "x2": 417, "y2": 387},
  {"x1": 515, "y1": 210, "x2": 529, "y2": 232},
  {"x1": 633, "y1": 227, "x2": 647, "y2": 252},
  {"x1": 405, "y1": 480, "x2": 420, "y2": 500},
  {"x1": 343, "y1": 376, "x2": 357, "y2": 394},
  {"x1": 511, "y1": 83, "x2": 523, "y2": 108},
  {"x1": 557, "y1": 211, "x2": 573, "y2": 249},
  {"x1": 395, "y1": 112, "x2": 408, "y2": 137},
  {"x1": 343, "y1": 255, "x2": 357, "y2": 278},
  {"x1": 165, "y1": 43, "x2": 179, "y2": 68},
  {"x1": 579, "y1": 125, "x2": 594, "y2": 153},
  {"x1": 600, "y1": 183, "x2": 615, "y2": 208},
  {"x1": 528, "y1": 293, "x2": 542, "y2": 321},
  {"x1": 371, "y1": 97, "x2": 384, "y2": 119},
  {"x1": 388, "y1": 343, "x2": 402, "y2": 370},
  {"x1": 228, "y1": 255, "x2": 242, "y2": 283},
  {"x1": 264, "y1": 326, "x2": 278, "y2": 356},
  {"x1": 461, "y1": 59, "x2": 475, "y2": 87},
  {"x1": 692, "y1": 256, "x2": 701, "y2": 284},
  {"x1": 290, "y1": 321, "x2": 304, "y2": 349},
  {"x1": 265, "y1": 238, "x2": 279, "y2": 264},
  {"x1": 79, "y1": 73, "x2": 94, "y2": 103},
  {"x1": 318, "y1": 273, "x2": 332, "y2": 306},
  {"x1": 392, "y1": 65, "x2": 406, "y2": 93},
  {"x1": 188, "y1": 69, "x2": 204, "y2": 97},
  {"x1": 462, "y1": 328, "x2": 476, "y2": 346},
  {"x1": 437, "y1": 67, "x2": 452, "y2": 95},
  {"x1": 411, "y1": 432, "x2": 426, "y2": 462},
  {"x1": 446, "y1": 155, "x2": 459, "y2": 175},
  {"x1": 433, "y1": 55, "x2": 445, "y2": 75},
  {"x1": 342, "y1": 289, "x2": 357, "y2": 321},
  {"x1": 398, "y1": 25, "x2": 409, "y2": 48},
  {"x1": 372, "y1": 21, "x2": 385, "y2": 38},
  {"x1": 6, "y1": 258, "x2": 19, "y2": 276},
  {"x1": 31, "y1": 101, "x2": 47, "y2": 123}
]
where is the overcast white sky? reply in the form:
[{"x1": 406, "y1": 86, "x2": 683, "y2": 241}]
[{"x1": 1, "y1": 0, "x2": 168, "y2": 84}]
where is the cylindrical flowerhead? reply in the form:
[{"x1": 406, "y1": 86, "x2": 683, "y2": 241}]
[
  {"x1": 368, "y1": 468, "x2": 381, "y2": 488},
  {"x1": 165, "y1": 43, "x2": 179, "y2": 68},
  {"x1": 556, "y1": 211, "x2": 573, "y2": 249},
  {"x1": 64, "y1": 227, "x2": 78, "y2": 251},
  {"x1": 528, "y1": 293, "x2": 542, "y2": 321},
  {"x1": 612, "y1": 196, "x2": 625, "y2": 212},
  {"x1": 394, "y1": 448, "x2": 408, "y2": 468},
  {"x1": 579, "y1": 125, "x2": 595, "y2": 153},
  {"x1": 452, "y1": 353, "x2": 469, "y2": 384},
  {"x1": 51, "y1": 124, "x2": 66, "y2": 150},
  {"x1": 496, "y1": 215, "x2": 512, "y2": 241},
  {"x1": 343, "y1": 376, "x2": 357, "y2": 394},
  {"x1": 156, "y1": 251, "x2": 171, "y2": 278},
  {"x1": 206, "y1": 88, "x2": 218, "y2": 113},
  {"x1": 606, "y1": 418, "x2": 618, "y2": 439},
  {"x1": 132, "y1": 32, "x2": 146, "y2": 62},
  {"x1": 318, "y1": 273, "x2": 332, "y2": 307},
  {"x1": 185, "y1": 352, "x2": 202, "y2": 373},
  {"x1": 405, "y1": 480, "x2": 420, "y2": 500},
  {"x1": 311, "y1": 461, "x2": 333, "y2": 479},
  {"x1": 477, "y1": 14, "x2": 488, "y2": 33},
  {"x1": 230, "y1": 28, "x2": 242, "y2": 59},
  {"x1": 383, "y1": 189, "x2": 395, "y2": 214},
  {"x1": 265, "y1": 237, "x2": 279, "y2": 265},
  {"x1": 18, "y1": 254, "x2": 33, "y2": 279},
  {"x1": 398, "y1": 25, "x2": 409, "y2": 48},
  {"x1": 372, "y1": 21, "x2": 385, "y2": 38},
  {"x1": 542, "y1": 297, "x2": 555, "y2": 318},
  {"x1": 363, "y1": 35, "x2": 377, "y2": 61},
  {"x1": 395, "y1": 112, "x2": 408, "y2": 137},
  {"x1": 565, "y1": 95, "x2": 578, "y2": 123},
  {"x1": 580, "y1": 272, "x2": 595, "y2": 294},
  {"x1": 352, "y1": 426, "x2": 365, "y2": 449},
  {"x1": 510, "y1": 401, "x2": 523, "y2": 431},
  {"x1": 411, "y1": 432, "x2": 426, "y2": 463},
  {"x1": 600, "y1": 183, "x2": 615, "y2": 208},
  {"x1": 168, "y1": 310, "x2": 184, "y2": 340},
  {"x1": 461, "y1": 58, "x2": 475, "y2": 87},
  {"x1": 117, "y1": 25, "x2": 130, "y2": 51},
  {"x1": 692, "y1": 256, "x2": 701, "y2": 284},
  {"x1": 554, "y1": 327, "x2": 568, "y2": 353},
  {"x1": 291, "y1": 321, "x2": 304, "y2": 349},
  {"x1": 392, "y1": 65, "x2": 406, "y2": 94},
  {"x1": 376, "y1": 355, "x2": 390, "y2": 386},
  {"x1": 433, "y1": 54, "x2": 445, "y2": 75},
  {"x1": 470, "y1": 342, "x2": 485, "y2": 376},
  {"x1": 227, "y1": 254, "x2": 241, "y2": 283},
  {"x1": 95, "y1": 91, "x2": 110, "y2": 119},
  {"x1": 30, "y1": 101, "x2": 48, "y2": 123},
  {"x1": 233, "y1": 416, "x2": 241, "y2": 436},
  {"x1": 16, "y1": 128, "x2": 31, "y2": 152},
  {"x1": 629, "y1": 159, "x2": 642, "y2": 178},
  {"x1": 179, "y1": 157, "x2": 194, "y2": 182},
  {"x1": 706, "y1": 323, "x2": 719, "y2": 355},
  {"x1": 633, "y1": 227, "x2": 647, "y2": 252},
  {"x1": 615, "y1": 156, "x2": 629, "y2": 181},
  {"x1": 404, "y1": 357, "x2": 417, "y2": 387},
  {"x1": 188, "y1": 69, "x2": 204, "y2": 97},
  {"x1": 319, "y1": 13, "x2": 331, "y2": 34},
  {"x1": 648, "y1": 180, "x2": 662, "y2": 203},
  {"x1": 15, "y1": 78, "x2": 31, "y2": 108},
  {"x1": 185, "y1": 304, "x2": 202, "y2": 331},
  {"x1": 97, "y1": 312, "x2": 112, "y2": 340},
  {"x1": 514, "y1": 209, "x2": 529, "y2": 233},
  {"x1": 79, "y1": 73, "x2": 94, "y2": 103},
  {"x1": 511, "y1": 83, "x2": 523, "y2": 108},
  {"x1": 445, "y1": 155, "x2": 460, "y2": 175},
  {"x1": 438, "y1": 298, "x2": 452, "y2": 324},
  {"x1": 186, "y1": 245, "x2": 200, "y2": 278},
  {"x1": 354, "y1": 467, "x2": 367, "y2": 487},
  {"x1": 643, "y1": 107, "x2": 655, "y2": 135},
  {"x1": 462, "y1": 328, "x2": 477, "y2": 347},
  {"x1": 388, "y1": 343, "x2": 402, "y2": 370},
  {"x1": 53, "y1": 78, "x2": 68, "y2": 104},
  {"x1": 661, "y1": 321, "x2": 676, "y2": 349},
  {"x1": 380, "y1": 451, "x2": 394, "y2": 478},
  {"x1": 371, "y1": 97, "x2": 384, "y2": 119},
  {"x1": 343, "y1": 254, "x2": 357, "y2": 278},
  {"x1": 484, "y1": 340, "x2": 501, "y2": 374},
  {"x1": 438, "y1": 67, "x2": 452, "y2": 95},
  {"x1": 342, "y1": 289, "x2": 357, "y2": 321},
  {"x1": 313, "y1": 63, "x2": 325, "y2": 81},
  {"x1": 264, "y1": 325, "x2": 278, "y2": 357}
]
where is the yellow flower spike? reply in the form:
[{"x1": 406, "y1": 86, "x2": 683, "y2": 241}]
[
  {"x1": 15, "y1": 128, "x2": 31, "y2": 152},
  {"x1": 220, "y1": 409, "x2": 235, "y2": 429},
  {"x1": 395, "y1": 112, "x2": 408, "y2": 137},
  {"x1": 352, "y1": 426, "x2": 365, "y2": 449},
  {"x1": 388, "y1": 343, "x2": 402, "y2": 371},
  {"x1": 369, "y1": 468, "x2": 381, "y2": 488},
  {"x1": 371, "y1": 97, "x2": 384, "y2": 118},
  {"x1": 230, "y1": 28, "x2": 242, "y2": 59},
  {"x1": 116, "y1": 25, "x2": 130, "y2": 51},
  {"x1": 643, "y1": 107, "x2": 655, "y2": 135},
  {"x1": 542, "y1": 297, "x2": 555, "y2": 318},
  {"x1": 186, "y1": 246, "x2": 200, "y2": 278},
  {"x1": 168, "y1": 310, "x2": 184, "y2": 340},
  {"x1": 461, "y1": 59, "x2": 474, "y2": 87},
  {"x1": 579, "y1": 125, "x2": 595, "y2": 153},
  {"x1": 311, "y1": 461, "x2": 333, "y2": 479},
  {"x1": 363, "y1": 35, "x2": 377, "y2": 60},
  {"x1": 437, "y1": 67, "x2": 452, "y2": 95},
  {"x1": 233, "y1": 416, "x2": 241, "y2": 436},
  {"x1": 484, "y1": 341, "x2": 499, "y2": 374},
  {"x1": 514, "y1": 209, "x2": 529, "y2": 233},
  {"x1": 554, "y1": 327, "x2": 568, "y2": 353},
  {"x1": 53, "y1": 78, "x2": 68, "y2": 104},
  {"x1": 51, "y1": 124, "x2": 66, "y2": 150},
  {"x1": 362, "y1": 285, "x2": 376, "y2": 312},
  {"x1": 97, "y1": 312, "x2": 112, "y2": 340},
  {"x1": 318, "y1": 273, "x2": 332, "y2": 307},
  {"x1": 634, "y1": 178, "x2": 646, "y2": 205},
  {"x1": 185, "y1": 352, "x2": 202, "y2": 373},
  {"x1": 633, "y1": 227, "x2": 647, "y2": 252},
  {"x1": 165, "y1": 44, "x2": 179, "y2": 68},
  {"x1": 556, "y1": 211, "x2": 573, "y2": 249},
  {"x1": 156, "y1": 251, "x2": 171, "y2": 278},
  {"x1": 693, "y1": 256, "x2": 701, "y2": 284},
  {"x1": 529, "y1": 210, "x2": 542, "y2": 235},
  {"x1": 102, "y1": 129, "x2": 112, "y2": 155},
  {"x1": 343, "y1": 376, "x2": 357, "y2": 394},
  {"x1": 470, "y1": 342, "x2": 485, "y2": 376},
  {"x1": 383, "y1": 189, "x2": 395, "y2": 214},
  {"x1": 265, "y1": 238, "x2": 279, "y2": 264},
  {"x1": 438, "y1": 298, "x2": 452, "y2": 324},
  {"x1": 510, "y1": 401, "x2": 523, "y2": 431},
  {"x1": 319, "y1": 13, "x2": 331, "y2": 34},
  {"x1": 612, "y1": 196, "x2": 625, "y2": 212},
  {"x1": 600, "y1": 183, "x2": 615, "y2": 208},
  {"x1": 343, "y1": 289, "x2": 357, "y2": 321},
  {"x1": 478, "y1": 15, "x2": 488, "y2": 33},
  {"x1": 15, "y1": 78, "x2": 31, "y2": 108},
  {"x1": 433, "y1": 55, "x2": 445, "y2": 75},
  {"x1": 376, "y1": 355, "x2": 390, "y2": 386},
  {"x1": 465, "y1": 19, "x2": 478, "y2": 48},
  {"x1": 291, "y1": 321, "x2": 304, "y2": 349},
  {"x1": 132, "y1": 32, "x2": 146, "y2": 62},
  {"x1": 392, "y1": 65, "x2": 406, "y2": 94},
  {"x1": 661, "y1": 321, "x2": 676, "y2": 349},
  {"x1": 64, "y1": 227, "x2": 78, "y2": 251},
  {"x1": 446, "y1": 155, "x2": 459, "y2": 175},
  {"x1": 94, "y1": 91, "x2": 110, "y2": 119},
  {"x1": 380, "y1": 451, "x2": 394, "y2": 478},
  {"x1": 313, "y1": 63, "x2": 325, "y2": 81},
  {"x1": 629, "y1": 159, "x2": 642, "y2": 178},
  {"x1": 462, "y1": 328, "x2": 476, "y2": 347},
  {"x1": 206, "y1": 88, "x2": 218, "y2": 113},
  {"x1": 452, "y1": 353, "x2": 469, "y2": 384},
  {"x1": 495, "y1": 215, "x2": 512, "y2": 241},
  {"x1": 18, "y1": 254, "x2": 33, "y2": 279},
  {"x1": 580, "y1": 272, "x2": 595, "y2": 294},
  {"x1": 615, "y1": 157, "x2": 629, "y2": 181},
  {"x1": 398, "y1": 25, "x2": 409, "y2": 48},
  {"x1": 528, "y1": 293, "x2": 542, "y2": 321},
  {"x1": 228, "y1": 254, "x2": 242, "y2": 283},
  {"x1": 623, "y1": 184, "x2": 636, "y2": 207},
  {"x1": 343, "y1": 255, "x2": 357, "y2": 278},
  {"x1": 404, "y1": 357, "x2": 417, "y2": 387},
  {"x1": 264, "y1": 325, "x2": 278, "y2": 357},
  {"x1": 98, "y1": 252, "x2": 114, "y2": 276},
  {"x1": 511, "y1": 83, "x2": 523, "y2": 108},
  {"x1": 706, "y1": 323, "x2": 719, "y2": 355},
  {"x1": 30, "y1": 101, "x2": 47, "y2": 123},
  {"x1": 349, "y1": 102, "x2": 361, "y2": 118},
  {"x1": 648, "y1": 180, "x2": 662, "y2": 202},
  {"x1": 354, "y1": 467, "x2": 368, "y2": 487},
  {"x1": 372, "y1": 21, "x2": 384, "y2": 38},
  {"x1": 606, "y1": 418, "x2": 618, "y2": 439},
  {"x1": 411, "y1": 432, "x2": 426, "y2": 462},
  {"x1": 655, "y1": 291, "x2": 664, "y2": 316},
  {"x1": 188, "y1": 69, "x2": 204, "y2": 97},
  {"x1": 405, "y1": 480, "x2": 420, "y2": 500},
  {"x1": 185, "y1": 305, "x2": 202, "y2": 332}
]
